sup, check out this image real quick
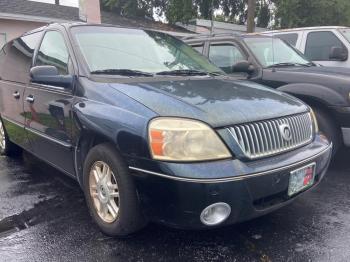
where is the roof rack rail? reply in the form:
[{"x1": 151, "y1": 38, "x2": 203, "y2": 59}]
[{"x1": 182, "y1": 32, "x2": 243, "y2": 40}]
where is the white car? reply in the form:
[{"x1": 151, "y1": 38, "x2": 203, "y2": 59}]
[{"x1": 263, "y1": 26, "x2": 350, "y2": 68}]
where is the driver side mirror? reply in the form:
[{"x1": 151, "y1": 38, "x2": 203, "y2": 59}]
[
  {"x1": 30, "y1": 65, "x2": 73, "y2": 89},
  {"x1": 232, "y1": 60, "x2": 255, "y2": 73},
  {"x1": 329, "y1": 46, "x2": 348, "y2": 61}
]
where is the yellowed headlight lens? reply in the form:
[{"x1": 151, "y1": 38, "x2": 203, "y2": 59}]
[{"x1": 149, "y1": 118, "x2": 231, "y2": 161}]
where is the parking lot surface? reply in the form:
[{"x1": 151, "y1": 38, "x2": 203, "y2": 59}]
[{"x1": 0, "y1": 150, "x2": 349, "y2": 262}]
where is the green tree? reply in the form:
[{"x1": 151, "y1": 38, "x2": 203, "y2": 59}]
[
  {"x1": 273, "y1": 0, "x2": 350, "y2": 28},
  {"x1": 101, "y1": 0, "x2": 273, "y2": 28},
  {"x1": 256, "y1": 0, "x2": 271, "y2": 28},
  {"x1": 195, "y1": 0, "x2": 220, "y2": 19},
  {"x1": 220, "y1": 0, "x2": 248, "y2": 25},
  {"x1": 165, "y1": 0, "x2": 196, "y2": 24},
  {"x1": 101, "y1": 0, "x2": 159, "y2": 17}
]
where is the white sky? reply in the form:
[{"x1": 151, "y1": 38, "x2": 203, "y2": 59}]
[{"x1": 29, "y1": 0, "x2": 79, "y2": 7}]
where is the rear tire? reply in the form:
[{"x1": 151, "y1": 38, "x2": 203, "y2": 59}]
[
  {"x1": 312, "y1": 107, "x2": 340, "y2": 156},
  {"x1": 83, "y1": 143, "x2": 146, "y2": 237},
  {"x1": 0, "y1": 117, "x2": 22, "y2": 156}
]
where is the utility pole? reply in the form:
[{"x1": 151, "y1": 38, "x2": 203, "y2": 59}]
[
  {"x1": 247, "y1": 0, "x2": 256, "y2": 33},
  {"x1": 210, "y1": 1, "x2": 214, "y2": 34}
]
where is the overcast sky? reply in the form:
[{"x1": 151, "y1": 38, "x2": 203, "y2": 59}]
[{"x1": 29, "y1": 0, "x2": 79, "y2": 7}]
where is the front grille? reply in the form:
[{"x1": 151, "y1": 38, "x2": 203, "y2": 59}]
[{"x1": 228, "y1": 112, "x2": 313, "y2": 159}]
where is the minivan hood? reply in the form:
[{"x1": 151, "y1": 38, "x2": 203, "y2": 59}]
[{"x1": 109, "y1": 78, "x2": 308, "y2": 127}]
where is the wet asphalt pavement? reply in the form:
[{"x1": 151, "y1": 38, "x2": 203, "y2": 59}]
[{"x1": 0, "y1": 151, "x2": 349, "y2": 262}]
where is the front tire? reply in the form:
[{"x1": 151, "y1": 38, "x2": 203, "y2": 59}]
[
  {"x1": 83, "y1": 143, "x2": 146, "y2": 236},
  {"x1": 312, "y1": 107, "x2": 340, "y2": 156}
]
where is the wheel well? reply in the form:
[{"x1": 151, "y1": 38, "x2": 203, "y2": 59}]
[
  {"x1": 75, "y1": 131, "x2": 112, "y2": 186},
  {"x1": 296, "y1": 95, "x2": 339, "y2": 125},
  {"x1": 297, "y1": 95, "x2": 342, "y2": 141}
]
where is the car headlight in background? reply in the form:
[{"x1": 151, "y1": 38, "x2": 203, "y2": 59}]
[
  {"x1": 148, "y1": 117, "x2": 231, "y2": 161},
  {"x1": 310, "y1": 108, "x2": 319, "y2": 133}
]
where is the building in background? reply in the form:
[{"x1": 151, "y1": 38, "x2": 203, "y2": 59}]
[
  {"x1": 0, "y1": 0, "x2": 101, "y2": 47},
  {"x1": 0, "y1": 0, "x2": 191, "y2": 47}
]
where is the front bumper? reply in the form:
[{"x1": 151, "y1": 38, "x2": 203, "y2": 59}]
[{"x1": 129, "y1": 136, "x2": 332, "y2": 229}]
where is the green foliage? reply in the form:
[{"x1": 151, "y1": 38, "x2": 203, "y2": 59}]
[
  {"x1": 165, "y1": 0, "x2": 196, "y2": 24},
  {"x1": 220, "y1": 0, "x2": 247, "y2": 24},
  {"x1": 256, "y1": 0, "x2": 270, "y2": 28},
  {"x1": 195, "y1": 0, "x2": 220, "y2": 19},
  {"x1": 100, "y1": 0, "x2": 350, "y2": 29},
  {"x1": 273, "y1": 0, "x2": 350, "y2": 28},
  {"x1": 101, "y1": 0, "x2": 159, "y2": 17}
]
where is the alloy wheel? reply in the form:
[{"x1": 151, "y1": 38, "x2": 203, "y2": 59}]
[{"x1": 89, "y1": 161, "x2": 120, "y2": 223}]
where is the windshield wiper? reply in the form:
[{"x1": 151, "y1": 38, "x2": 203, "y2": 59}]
[
  {"x1": 267, "y1": 62, "x2": 313, "y2": 68},
  {"x1": 90, "y1": 69, "x2": 153, "y2": 77},
  {"x1": 156, "y1": 69, "x2": 212, "y2": 76}
]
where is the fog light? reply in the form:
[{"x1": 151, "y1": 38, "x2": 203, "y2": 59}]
[{"x1": 200, "y1": 202, "x2": 231, "y2": 226}]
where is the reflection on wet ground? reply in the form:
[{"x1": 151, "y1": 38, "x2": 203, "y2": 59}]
[{"x1": 0, "y1": 150, "x2": 349, "y2": 262}]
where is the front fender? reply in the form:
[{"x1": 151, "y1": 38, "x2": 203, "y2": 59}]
[
  {"x1": 73, "y1": 99, "x2": 156, "y2": 159},
  {"x1": 277, "y1": 83, "x2": 347, "y2": 107}
]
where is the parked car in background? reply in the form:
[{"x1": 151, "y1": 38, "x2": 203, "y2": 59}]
[
  {"x1": 185, "y1": 34, "x2": 350, "y2": 155},
  {"x1": 0, "y1": 23, "x2": 331, "y2": 236},
  {"x1": 262, "y1": 26, "x2": 350, "y2": 68}
]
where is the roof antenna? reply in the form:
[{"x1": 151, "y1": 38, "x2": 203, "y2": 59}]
[
  {"x1": 272, "y1": 34, "x2": 275, "y2": 67},
  {"x1": 271, "y1": 15, "x2": 275, "y2": 67},
  {"x1": 210, "y1": 2, "x2": 214, "y2": 35}
]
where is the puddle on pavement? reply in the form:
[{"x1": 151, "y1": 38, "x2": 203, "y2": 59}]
[{"x1": 0, "y1": 197, "x2": 60, "y2": 238}]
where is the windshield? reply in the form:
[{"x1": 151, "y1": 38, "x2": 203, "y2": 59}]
[
  {"x1": 339, "y1": 28, "x2": 350, "y2": 43},
  {"x1": 71, "y1": 26, "x2": 222, "y2": 75},
  {"x1": 244, "y1": 37, "x2": 311, "y2": 67}
]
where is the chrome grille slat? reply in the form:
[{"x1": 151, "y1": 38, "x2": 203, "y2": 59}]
[
  {"x1": 250, "y1": 124, "x2": 261, "y2": 155},
  {"x1": 295, "y1": 114, "x2": 304, "y2": 141},
  {"x1": 256, "y1": 123, "x2": 266, "y2": 153},
  {"x1": 235, "y1": 127, "x2": 246, "y2": 153},
  {"x1": 290, "y1": 117, "x2": 299, "y2": 144},
  {"x1": 245, "y1": 125, "x2": 256, "y2": 155},
  {"x1": 272, "y1": 120, "x2": 282, "y2": 151},
  {"x1": 228, "y1": 113, "x2": 313, "y2": 159},
  {"x1": 240, "y1": 126, "x2": 251, "y2": 155},
  {"x1": 262, "y1": 122, "x2": 273, "y2": 152},
  {"x1": 268, "y1": 121, "x2": 277, "y2": 152}
]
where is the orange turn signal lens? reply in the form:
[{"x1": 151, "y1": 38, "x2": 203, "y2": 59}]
[{"x1": 150, "y1": 129, "x2": 164, "y2": 156}]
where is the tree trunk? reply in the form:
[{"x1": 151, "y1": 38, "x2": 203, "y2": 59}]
[
  {"x1": 247, "y1": 0, "x2": 256, "y2": 33},
  {"x1": 55, "y1": 0, "x2": 60, "y2": 5}
]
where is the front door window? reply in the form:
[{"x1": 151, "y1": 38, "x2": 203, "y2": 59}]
[
  {"x1": 209, "y1": 44, "x2": 246, "y2": 73},
  {"x1": 36, "y1": 31, "x2": 69, "y2": 75}
]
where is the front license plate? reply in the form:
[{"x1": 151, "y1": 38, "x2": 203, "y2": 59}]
[{"x1": 288, "y1": 163, "x2": 316, "y2": 197}]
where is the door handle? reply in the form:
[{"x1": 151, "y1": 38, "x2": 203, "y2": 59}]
[
  {"x1": 13, "y1": 91, "x2": 20, "y2": 99},
  {"x1": 26, "y1": 95, "x2": 35, "y2": 103}
]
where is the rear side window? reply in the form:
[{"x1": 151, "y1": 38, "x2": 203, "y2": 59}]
[
  {"x1": 277, "y1": 33, "x2": 298, "y2": 46},
  {"x1": 209, "y1": 44, "x2": 246, "y2": 73},
  {"x1": 0, "y1": 32, "x2": 42, "y2": 83},
  {"x1": 305, "y1": 31, "x2": 344, "y2": 61},
  {"x1": 36, "y1": 31, "x2": 69, "y2": 75}
]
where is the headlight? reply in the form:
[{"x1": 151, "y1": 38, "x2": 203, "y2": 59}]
[
  {"x1": 310, "y1": 108, "x2": 319, "y2": 133},
  {"x1": 148, "y1": 117, "x2": 231, "y2": 161}
]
